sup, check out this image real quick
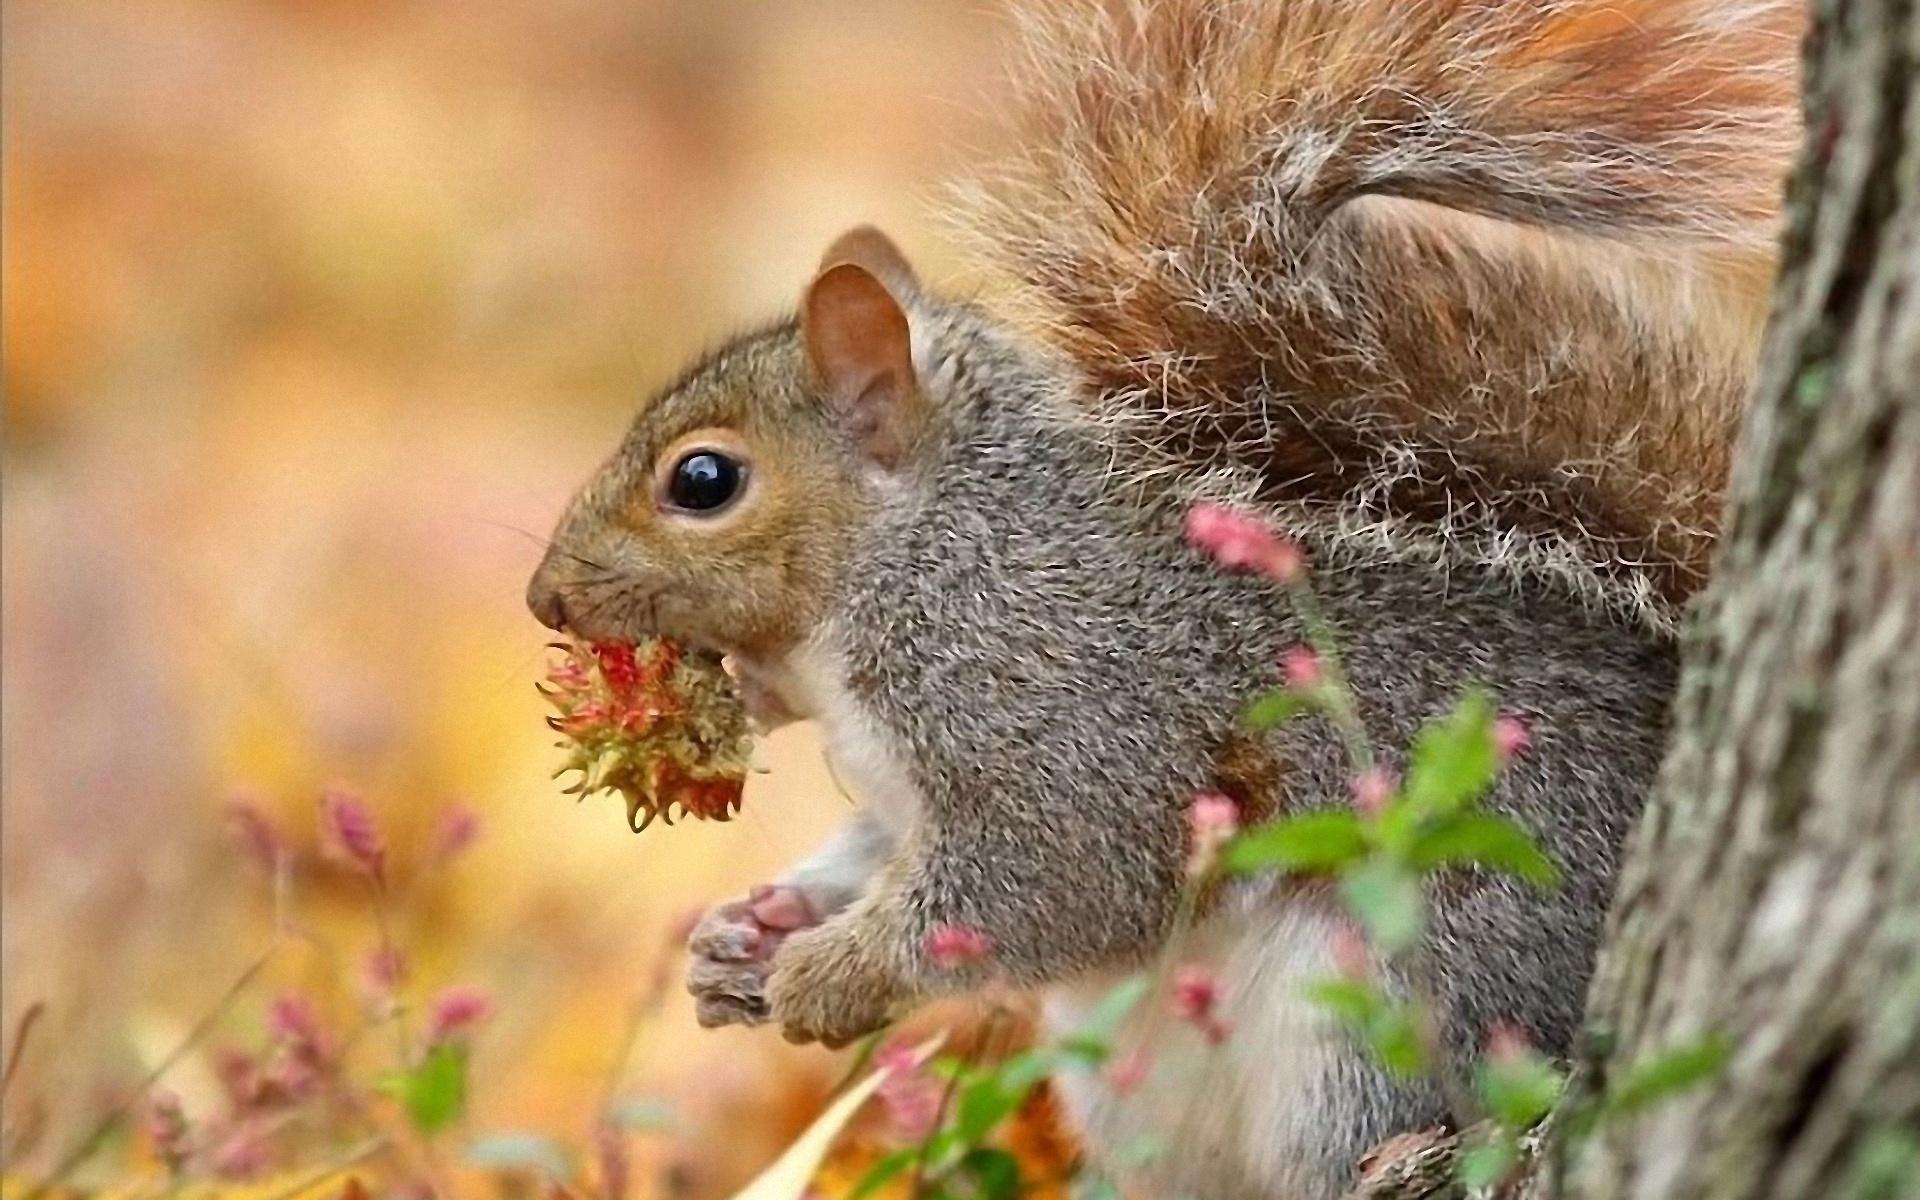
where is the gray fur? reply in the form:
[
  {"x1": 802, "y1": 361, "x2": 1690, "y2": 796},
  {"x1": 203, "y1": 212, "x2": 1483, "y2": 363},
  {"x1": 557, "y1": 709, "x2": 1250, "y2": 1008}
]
[{"x1": 830, "y1": 307, "x2": 1673, "y2": 1192}]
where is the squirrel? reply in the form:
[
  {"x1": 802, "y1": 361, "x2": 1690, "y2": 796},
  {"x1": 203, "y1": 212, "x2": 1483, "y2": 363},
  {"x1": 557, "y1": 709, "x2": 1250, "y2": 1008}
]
[{"x1": 526, "y1": 1, "x2": 1800, "y2": 1195}]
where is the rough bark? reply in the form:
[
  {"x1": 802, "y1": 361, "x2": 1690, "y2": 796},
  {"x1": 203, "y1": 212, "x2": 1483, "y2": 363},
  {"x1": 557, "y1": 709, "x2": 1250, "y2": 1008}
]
[{"x1": 1568, "y1": 0, "x2": 1920, "y2": 1197}]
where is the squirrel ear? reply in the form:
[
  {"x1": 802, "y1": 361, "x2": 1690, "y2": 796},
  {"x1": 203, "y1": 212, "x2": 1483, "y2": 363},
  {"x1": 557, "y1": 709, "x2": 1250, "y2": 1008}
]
[
  {"x1": 818, "y1": 225, "x2": 920, "y2": 296},
  {"x1": 802, "y1": 257, "x2": 925, "y2": 471}
]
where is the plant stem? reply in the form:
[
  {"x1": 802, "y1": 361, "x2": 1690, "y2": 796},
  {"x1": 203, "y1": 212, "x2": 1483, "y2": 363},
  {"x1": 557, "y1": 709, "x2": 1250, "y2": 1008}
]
[
  {"x1": 1287, "y1": 579, "x2": 1374, "y2": 771},
  {"x1": 366, "y1": 877, "x2": 413, "y2": 1065},
  {"x1": 257, "y1": 1136, "x2": 389, "y2": 1200},
  {"x1": 24, "y1": 943, "x2": 280, "y2": 1199},
  {"x1": 3, "y1": 1001, "x2": 46, "y2": 1103}
]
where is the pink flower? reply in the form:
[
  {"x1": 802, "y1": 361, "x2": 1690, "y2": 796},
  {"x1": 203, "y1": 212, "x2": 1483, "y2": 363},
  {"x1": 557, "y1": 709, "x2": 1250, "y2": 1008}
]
[
  {"x1": 146, "y1": 1089, "x2": 191, "y2": 1173},
  {"x1": 1190, "y1": 792, "x2": 1240, "y2": 837},
  {"x1": 266, "y1": 1053, "x2": 321, "y2": 1104},
  {"x1": 228, "y1": 796, "x2": 285, "y2": 873},
  {"x1": 267, "y1": 992, "x2": 332, "y2": 1063},
  {"x1": 875, "y1": 1041, "x2": 943, "y2": 1141},
  {"x1": 1183, "y1": 502, "x2": 1304, "y2": 581},
  {"x1": 214, "y1": 1046, "x2": 267, "y2": 1111},
  {"x1": 425, "y1": 985, "x2": 492, "y2": 1046},
  {"x1": 923, "y1": 923, "x2": 994, "y2": 970},
  {"x1": 1170, "y1": 965, "x2": 1230, "y2": 1044},
  {"x1": 1493, "y1": 715, "x2": 1531, "y2": 762},
  {"x1": 1170, "y1": 966, "x2": 1217, "y2": 1020},
  {"x1": 362, "y1": 946, "x2": 408, "y2": 996},
  {"x1": 1330, "y1": 923, "x2": 1372, "y2": 980},
  {"x1": 1281, "y1": 645, "x2": 1322, "y2": 689},
  {"x1": 320, "y1": 788, "x2": 385, "y2": 881},
  {"x1": 209, "y1": 1121, "x2": 271, "y2": 1179},
  {"x1": 1350, "y1": 767, "x2": 1398, "y2": 815},
  {"x1": 1104, "y1": 1047, "x2": 1153, "y2": 1096},
  {"x1": 428, "y1": 802, "x2": 481, "y2": 864},
  {"x1": 1186, "y1": 791, "x2": 1241, "y2": 877},
  {"x1": 1486, "y1": 1021, "x2": 1533, "y2": 1064}
]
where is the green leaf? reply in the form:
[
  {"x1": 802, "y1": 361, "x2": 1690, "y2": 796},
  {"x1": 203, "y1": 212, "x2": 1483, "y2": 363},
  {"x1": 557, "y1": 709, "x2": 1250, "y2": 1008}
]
[
  {"x1": 1243, "y1": 688, "x2": 1318, "y2": 730},
  {"x1": 1304, "y1": 977, "x2": 1383, "y2": 1026},
  {"x1": 1305, "y1": 978, "x2": 1429, "y2": 1078},
  {"x1": 998, "y1": 1047, "x2": 1062, "y2": 1092},
  {"x1": 1403, "y1": 690, "x2": 1499, "y2": 815},
  {"x1": 1476, "y1": 1052, "x2": 1565, "y2": 1129},
  {"x1": 954, "y1": 1077, "x2": 1023, "y2": 1145},
  {"x1": 604, "y1": 1095, "x2": 675, "y2": 1131},
  {"x1": 849, "y1": 1147, "x2": 921, "y2": 1200},
  {"x1": 1109, "y1": 1130, "x2": 1170, "y2": 1170},
  {"x1": 1408, "y1": 812, "x2": 1561, "y2": 889},
  {"x1": 464, "y1": 1132, "x2": 572, "y2": 1178},
  {"x1": 1339, "y1": 860, "x2": 1425, "y2": 954},
  {"x1": 1056, "y1": 1035, "x2": 1111, "y2": 1065},
  {"x1": 382, "y1": 1042, "x2": 469, "y2": 1135},
  {"x1": 1222, "y1": 810, "x2": 1368, "y2": 875},
  {"x1": 1793, "y1": 362, "x2": 1831, "y2": 411},
  {"x1": 1455, "y1": 1136, "x2": 1516, "y2": 1191},
  {"x1": 1602, "y1": 1033, "x2": 1729, "y2": 1119},
  {"x1": 1073, "y1": 1177, "x2": 1124, "y2": 1200},
  {"x1": 1075, "y1": 976, "x2": 1150, "y2": 1044},
  {"x1": 1369, "y1": 1006, "x2": 1430, "y2": 1079},
  {"x1": 958, "y1": 1147, "x2": 1024, "y2": 1199},
  {"x1": 1842, "y1": 1126, "x2": 1920, "y2": 1200}
]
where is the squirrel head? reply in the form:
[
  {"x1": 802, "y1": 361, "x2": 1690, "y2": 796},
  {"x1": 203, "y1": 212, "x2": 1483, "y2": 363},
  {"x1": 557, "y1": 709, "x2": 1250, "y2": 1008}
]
[{"x1": 527, "y1": 226, "x2": 960, "y2": 663}]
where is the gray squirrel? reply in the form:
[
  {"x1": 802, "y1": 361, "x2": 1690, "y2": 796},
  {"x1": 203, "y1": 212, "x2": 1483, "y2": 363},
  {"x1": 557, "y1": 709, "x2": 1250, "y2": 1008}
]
[{"x1": 525, "y1": 0, "x2": 1800, "y2": 1194}]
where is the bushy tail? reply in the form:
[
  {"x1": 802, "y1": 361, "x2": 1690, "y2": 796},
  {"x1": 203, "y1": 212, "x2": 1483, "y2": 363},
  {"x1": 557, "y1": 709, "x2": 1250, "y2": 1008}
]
[{"x1": 953, "y1": 0, "x2": 1802, "y2": 626}]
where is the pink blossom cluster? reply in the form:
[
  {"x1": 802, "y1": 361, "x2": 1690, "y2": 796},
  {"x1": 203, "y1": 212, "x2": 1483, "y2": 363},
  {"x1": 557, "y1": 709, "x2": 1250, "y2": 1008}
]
[
  {"x1": 1103, "y1": 1046, "x2": 1154, "y2": 1096},
  {"x1": 425, "y1": 985, "x2": 493, "y2": 1047},
  {"x1": 148, "y1": 787, "x2": 498, "y2": 1184},
  {"x1": 140, "y1": 989, "x2": 343, "y2": 1180},
  {"x1": 923, "y1": 922, "x2": 995, "y2": 970},
  {"x1": 1350, "y1": 767, "x2": 1398, "y2": 816},
  {"x1": 1171, "y1": 964, "x2": 1231, "y2": 1044},
  {"x1": 1184, "y1": 502, "x2": 1304, "y2": 581},
  {"x1": 228, "y1": 790, "x2": 479, "y2": 882},
  {"x1": 322, "y1": 787, "x2": 387, "y2": 881},
  {"x1": 1493, "y1": 715, "x2": 1531, "y2": 761},
  {"x1": 1186, "y1": 791, "x2": 1241, "y2": 877},
  {"x1": 874, "y1": 1041, "x2": 944, "y2": 1141}
]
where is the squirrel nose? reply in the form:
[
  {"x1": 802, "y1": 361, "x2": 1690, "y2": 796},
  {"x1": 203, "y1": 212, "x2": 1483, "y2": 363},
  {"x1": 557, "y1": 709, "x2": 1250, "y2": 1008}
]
[{"x1": 526, "y1": 576, "x2": 571, "y2": 632}]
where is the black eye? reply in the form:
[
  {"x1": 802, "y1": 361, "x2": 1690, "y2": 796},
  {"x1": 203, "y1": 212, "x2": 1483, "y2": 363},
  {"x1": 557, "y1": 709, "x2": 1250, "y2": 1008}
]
[{"x1": 666, "y1": 450, "x2": 744, "y2": 513}]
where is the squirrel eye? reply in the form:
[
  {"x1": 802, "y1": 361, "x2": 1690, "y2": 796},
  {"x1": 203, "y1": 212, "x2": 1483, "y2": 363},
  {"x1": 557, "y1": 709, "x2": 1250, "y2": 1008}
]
[{"x1": 664, "y1": 449, "x2": 744, "y2": 513}]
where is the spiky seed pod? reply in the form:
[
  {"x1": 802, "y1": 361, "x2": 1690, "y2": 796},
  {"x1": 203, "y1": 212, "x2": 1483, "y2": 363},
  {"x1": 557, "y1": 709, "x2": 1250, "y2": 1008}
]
[{"x1": 539, "y1": 637, "x2": 752, "y2": 832}]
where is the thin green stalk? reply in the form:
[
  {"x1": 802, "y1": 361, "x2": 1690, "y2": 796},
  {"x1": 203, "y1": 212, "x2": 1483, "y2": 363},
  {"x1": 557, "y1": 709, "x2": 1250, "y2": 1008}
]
[{"x1": 1287, "y1": 578, "x2": 1374, "y2": 771}]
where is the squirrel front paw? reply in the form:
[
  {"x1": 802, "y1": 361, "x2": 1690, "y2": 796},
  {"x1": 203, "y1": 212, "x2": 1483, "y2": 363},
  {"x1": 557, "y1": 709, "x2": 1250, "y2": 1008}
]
[
  {"x1": 685, "y1": 885, "x2": 826, "y2": 1029},
  {"x1": 764, "y1": 920, "x2": 902, "y2": 1049}
]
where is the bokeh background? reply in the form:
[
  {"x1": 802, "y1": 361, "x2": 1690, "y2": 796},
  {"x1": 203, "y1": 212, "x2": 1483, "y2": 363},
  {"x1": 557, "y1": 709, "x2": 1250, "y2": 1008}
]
[{"x1": 2, "y1": 1, "x2": 1019, "y2": 1193}]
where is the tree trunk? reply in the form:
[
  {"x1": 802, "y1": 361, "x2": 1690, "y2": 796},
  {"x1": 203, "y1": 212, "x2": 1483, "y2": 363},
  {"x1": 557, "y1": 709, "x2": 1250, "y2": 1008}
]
[{"x1": 1568, "y1": 1, "x2": 1920, "y2": 1197}]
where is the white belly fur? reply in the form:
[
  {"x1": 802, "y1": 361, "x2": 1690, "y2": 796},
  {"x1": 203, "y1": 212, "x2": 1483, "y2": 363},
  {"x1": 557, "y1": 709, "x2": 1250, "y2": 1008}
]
[{"x1": 1043, "y1": 898, "x2": 1350, "y2": 1200}]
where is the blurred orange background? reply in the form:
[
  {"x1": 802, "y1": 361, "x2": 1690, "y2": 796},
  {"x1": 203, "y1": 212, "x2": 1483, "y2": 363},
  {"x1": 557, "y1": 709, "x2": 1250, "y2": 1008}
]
[{"x1": 2, "y1": 1, "x2": 1011, "y2": 1193}]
